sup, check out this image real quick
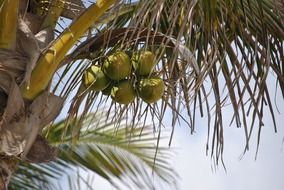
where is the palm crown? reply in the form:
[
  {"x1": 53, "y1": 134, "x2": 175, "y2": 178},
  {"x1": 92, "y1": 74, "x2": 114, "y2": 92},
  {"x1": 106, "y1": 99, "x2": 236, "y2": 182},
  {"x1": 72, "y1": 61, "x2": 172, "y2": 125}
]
[{"x1": 0, "y1": 0, "x2": 283, "y2": 189}]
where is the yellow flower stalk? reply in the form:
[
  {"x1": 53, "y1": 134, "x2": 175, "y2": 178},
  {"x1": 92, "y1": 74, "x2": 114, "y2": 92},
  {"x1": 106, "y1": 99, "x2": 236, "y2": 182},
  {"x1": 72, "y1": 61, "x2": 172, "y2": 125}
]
[
  {"x1": 0, "y1": 0, "x2": 19, "y2": 49},
  {"x1": 21, "y1": 0, "x2": 117, "y2": 100}
]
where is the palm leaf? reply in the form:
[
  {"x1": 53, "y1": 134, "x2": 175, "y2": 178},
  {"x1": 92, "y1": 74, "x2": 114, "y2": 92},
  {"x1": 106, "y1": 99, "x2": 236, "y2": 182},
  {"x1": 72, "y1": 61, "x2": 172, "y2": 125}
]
[
  {"x1": 9, "y1": 112, "x2": 178, "y2": 190},
  {"x1": 50, "y1": 0, "x2": 283, "y2": 163}
]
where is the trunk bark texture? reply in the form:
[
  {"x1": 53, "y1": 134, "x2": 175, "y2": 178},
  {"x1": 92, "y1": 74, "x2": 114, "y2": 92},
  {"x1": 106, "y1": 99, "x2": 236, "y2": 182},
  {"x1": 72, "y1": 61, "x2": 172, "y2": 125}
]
[
  {"x1": 0, "y1": 155, "x2": 17, "y2": 190},
  {"x1": 0, "y1": 0, "x2": 113, "y2": 188},
  {"x1": 0, "y1": 1, "x2": 60, "y2": 188}
]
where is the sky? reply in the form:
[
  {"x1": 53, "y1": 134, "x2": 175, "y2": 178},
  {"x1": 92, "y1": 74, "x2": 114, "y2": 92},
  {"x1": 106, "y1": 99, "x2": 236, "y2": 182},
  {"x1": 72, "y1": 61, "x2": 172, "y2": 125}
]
[
  {"x1": 90, "y1": 111, "x2": 284, "y2": 190},
  {"x1": 88, "y1": 73, "x2": 284, "y2": 190},
  {"x1": 96, "y1": 114, "x2": 283, "y2": 190},
  {"x1": 172, "y1": 117, "x2": 284, "y2": 190}
]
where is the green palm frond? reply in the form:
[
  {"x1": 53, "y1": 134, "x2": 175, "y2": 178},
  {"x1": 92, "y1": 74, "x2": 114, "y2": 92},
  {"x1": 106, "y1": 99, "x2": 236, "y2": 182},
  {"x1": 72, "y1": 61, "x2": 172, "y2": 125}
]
[
  {"x1": 9, "y1": 112, "x2": 177, "y2": 190},
  {"x1": 10, "y1": 163, "x2": 96, "y2": 190},
  {"x1": 9, "y1": 160, "x2": 70, "y2": 190},
  {"x1": 50, "y1": 0, "x2": 283, "y2": 163}
]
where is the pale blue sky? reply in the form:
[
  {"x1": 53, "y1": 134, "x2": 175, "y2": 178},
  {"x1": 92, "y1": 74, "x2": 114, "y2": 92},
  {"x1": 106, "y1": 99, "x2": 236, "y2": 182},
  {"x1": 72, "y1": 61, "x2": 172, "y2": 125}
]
[{"x1": 88, "y1": 72, "x2": 284, "y2": 190}]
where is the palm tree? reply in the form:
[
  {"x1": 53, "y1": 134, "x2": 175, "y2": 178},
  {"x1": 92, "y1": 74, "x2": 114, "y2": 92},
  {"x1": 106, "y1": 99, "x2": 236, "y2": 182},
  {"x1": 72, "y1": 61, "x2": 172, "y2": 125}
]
[{"x1": 0, "y1": 0, "x2": 283, "y2": 189}]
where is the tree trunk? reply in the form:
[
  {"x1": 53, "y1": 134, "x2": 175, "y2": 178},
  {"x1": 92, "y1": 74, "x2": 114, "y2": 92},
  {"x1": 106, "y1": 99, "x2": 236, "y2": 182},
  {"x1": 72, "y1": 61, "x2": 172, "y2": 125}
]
[
  {"x1": 0, "y1": 0, "x2": 115, "y2": 188},
  {"x1": 0, "y1": 91, "x2": 15, "y2": 190},
  {"x1": 0, "y1": 155, "x2": 17, "y2": 190},
  {"x1": 0, "y1": 92, "x2": 13, "y2": 190}
]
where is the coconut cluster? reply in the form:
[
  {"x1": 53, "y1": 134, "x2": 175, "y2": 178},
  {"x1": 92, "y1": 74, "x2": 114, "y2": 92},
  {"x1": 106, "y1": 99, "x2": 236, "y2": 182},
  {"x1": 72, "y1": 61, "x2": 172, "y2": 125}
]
[{"x1": 82, "y1": 51, "x2": 164, "y2": 105}]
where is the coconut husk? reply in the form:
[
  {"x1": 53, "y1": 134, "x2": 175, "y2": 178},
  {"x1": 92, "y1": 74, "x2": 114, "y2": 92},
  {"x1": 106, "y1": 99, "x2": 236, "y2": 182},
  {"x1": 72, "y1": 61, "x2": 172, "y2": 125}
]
[
  {"x1": 0, "y1": 155, "x2": 17, "y2": 189},
  {"x1": 35, "y1": 27, "x2": 54, "y2": 50},
  {"x1": 0, "y1": 91, "x2": 7, "y2": 116},
  {"x1": 1, "y1": 80, "x2": 25, "y2": 124},
  {"x1": 0, "y1": 80, "x2": 27, "y2": 156},
  {"x1": 25, "y1": 135, "x2": 57, "y2": 163},
  {"x1": 19, "y1": 0, "x2": 29, "y2": 13},
  {"x1": 22, "y1": 13, "x2": 44, "y2": 34},
  {"x1": 17, "y1": 17, "x2": 41, "y2": 87},
  {"x1": 0, "y1": 87, "x2": 63, "y2": 158},
  {"x1": 0, "y1": 49, "x2": 26, "y2": 93}
]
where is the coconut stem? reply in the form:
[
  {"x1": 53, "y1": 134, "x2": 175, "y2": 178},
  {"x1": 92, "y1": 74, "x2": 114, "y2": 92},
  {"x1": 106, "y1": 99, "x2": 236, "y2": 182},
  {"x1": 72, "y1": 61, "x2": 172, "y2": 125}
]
[
  {"x1": 0, "y1": 0, "x2": 19, "y2": 49},
  {"x1": 21, "y1": 0, "x2": 117, "y2": 100}
]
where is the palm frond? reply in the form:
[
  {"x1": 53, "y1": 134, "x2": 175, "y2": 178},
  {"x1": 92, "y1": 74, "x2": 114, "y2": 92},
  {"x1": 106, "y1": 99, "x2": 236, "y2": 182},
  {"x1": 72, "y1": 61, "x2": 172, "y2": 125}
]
[
  {"x1": 10, "y1": 112, "x2": 178, "y2": 190},
  {"x1": 9, "y1": 162, "x2": 95, "y2": 190},
  {"x1": 50, "y1": 0, "x2": 283, "y2": 164}
]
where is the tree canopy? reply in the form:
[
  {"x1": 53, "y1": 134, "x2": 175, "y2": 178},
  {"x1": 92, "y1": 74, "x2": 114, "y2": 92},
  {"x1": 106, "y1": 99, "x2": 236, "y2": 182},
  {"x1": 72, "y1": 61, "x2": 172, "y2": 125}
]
[{"x1": 0, "y1": 0, "x2": 283, "y2": 189}]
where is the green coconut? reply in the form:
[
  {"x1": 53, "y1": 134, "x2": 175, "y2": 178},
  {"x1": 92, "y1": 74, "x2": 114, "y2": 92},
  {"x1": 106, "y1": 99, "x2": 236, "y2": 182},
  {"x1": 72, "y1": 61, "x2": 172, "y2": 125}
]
[
  {"x1": 132, "y1": 51, "x2": 156, "y2": 76},
  {"x1": 82, "y1": 65, "x2": 110, "y2": 91},
  {"x1": 111, "y1": 80, "x2": 136, "y2": 104},
  {"x1": 138, "y1": 77, "x2": 165, "y2": 104},
  {"x1": 103, "y1": 51, "x2": 131, "y2": 80}
]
